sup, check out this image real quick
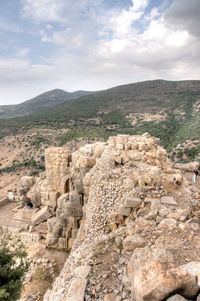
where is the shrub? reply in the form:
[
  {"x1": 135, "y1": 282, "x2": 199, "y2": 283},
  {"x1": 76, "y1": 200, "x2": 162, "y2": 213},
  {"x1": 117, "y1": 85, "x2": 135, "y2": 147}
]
[{"x1": 0, "y1": 228, "x2": 29, "y2": 301}]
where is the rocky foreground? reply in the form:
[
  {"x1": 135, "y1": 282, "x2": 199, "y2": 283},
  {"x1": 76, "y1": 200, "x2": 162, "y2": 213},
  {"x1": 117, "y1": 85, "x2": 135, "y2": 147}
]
[{"x1": 16, "y1": 134, "x2": 200, "y2": 301}]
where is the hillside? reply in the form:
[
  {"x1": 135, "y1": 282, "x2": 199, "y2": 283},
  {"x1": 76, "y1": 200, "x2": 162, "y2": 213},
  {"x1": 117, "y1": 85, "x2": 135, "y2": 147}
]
[
  {"x1": 1, "y1": 79, "x2": 200, "y2": 149},
  {"x1": 1, "y1": 79, "x2": 200, "y2": 195},
  {"x1": 0, "y1": 89, "x2": 94, "y2": 119}
]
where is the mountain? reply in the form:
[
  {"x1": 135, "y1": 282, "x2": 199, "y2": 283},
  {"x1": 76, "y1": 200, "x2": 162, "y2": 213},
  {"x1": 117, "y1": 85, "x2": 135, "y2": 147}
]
[
  {"x1": 0, "y1": 89, "x2": 95, "y2": 119},
  {"x1": 1, "y1": 79, "x2": 200, "y2": 156}
]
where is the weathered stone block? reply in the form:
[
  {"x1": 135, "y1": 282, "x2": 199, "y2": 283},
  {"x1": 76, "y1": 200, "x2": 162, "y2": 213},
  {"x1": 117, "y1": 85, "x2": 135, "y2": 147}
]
[
  {"x1": 161, "y1": 196, "x2": 178, "y2": 206},
  {"x1": 158, "y1": 218, "x2": 177, "y2": 229},
  {"x1": 74, "y1": 180, "x2": 84, "y2": 194},
  {"x1": 47, "y1": 217, "x2": 57, "y2": 232},
  {"x1": 58, "y1": 237, "x2": 68, "y2": 249},
  {"x1": 68, "y1": 238, "x2": 75, "y2": 249},
  {"x1": 109, "y1": 213, "x2": 124, "y2": 224},
  {"x1": 14, "y1": 207, "x2": 38, "y2": 221},
  {"x1": 37, "y1": 221, "x2": 48, "y2": 234},
  {"x1": 123, "y1": 235, "x2": 146, "y2": 251},
  {"x1": 66, "y1": 217, "x2": 79, "y2": 228},
  {"x1": 118, "y1": 205, "x2": 131, "y2": 216},
  {"x1": 124, "y1": 198, "x2": 142, "y2": 209},
  {"x1": 32, "y1": 206, "x2": 53, "y2": 225},
  {"x1": 71, "y1": 228, "x2": 78, "y2": 239},
  {"x1": 48, "y1": 191, "x2": 59, "y2": 208},
  {"x1": 63, "y1": 227, "x2": 71, "y2": 238},
  {"x1": 65, "y1": 266, "x2": 91, "y2": 301}
]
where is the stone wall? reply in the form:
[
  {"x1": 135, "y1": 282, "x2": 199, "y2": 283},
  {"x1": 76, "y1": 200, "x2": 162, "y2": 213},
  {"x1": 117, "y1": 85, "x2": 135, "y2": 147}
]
[
  {"x1": 1, "y1": 225, "x2": 40, "y2": 248},
  {"x1": 16, "y1": 134, "x2": 200, "y2": 301},
  {"x1": 45, "y1": 147, "x2": 71, "y2": 193},
  {"x1": 43, "y1": 134, "x2": 200, "y2": 301}
]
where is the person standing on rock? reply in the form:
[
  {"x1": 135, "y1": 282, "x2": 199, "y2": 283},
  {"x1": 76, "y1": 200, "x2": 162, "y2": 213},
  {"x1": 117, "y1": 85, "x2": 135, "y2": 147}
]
[{"x1": 192, "y1": 170, "x2": 197, "y2": 184}]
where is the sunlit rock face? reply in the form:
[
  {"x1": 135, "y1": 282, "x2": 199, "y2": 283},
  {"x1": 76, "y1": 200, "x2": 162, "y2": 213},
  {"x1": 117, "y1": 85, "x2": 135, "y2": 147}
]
[{"x1": 17, "y1": 134, "x2": 200, "y2": 301}]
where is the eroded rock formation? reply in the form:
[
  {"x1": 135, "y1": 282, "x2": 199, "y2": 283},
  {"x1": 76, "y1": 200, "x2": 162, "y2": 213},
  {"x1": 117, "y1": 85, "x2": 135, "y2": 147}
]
[{"x1": 17, "y1": 134, "x2": 200, "y2": 301}]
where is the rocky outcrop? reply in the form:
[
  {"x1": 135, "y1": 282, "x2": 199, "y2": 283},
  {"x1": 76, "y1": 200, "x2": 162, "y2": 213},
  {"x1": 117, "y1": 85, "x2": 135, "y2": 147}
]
[
  {"x1": 16, "y1": 134, "x2": 200, "y2": 301},
  {"x1": 127, "y1": 247, "x2": 200, "y2": 301}
]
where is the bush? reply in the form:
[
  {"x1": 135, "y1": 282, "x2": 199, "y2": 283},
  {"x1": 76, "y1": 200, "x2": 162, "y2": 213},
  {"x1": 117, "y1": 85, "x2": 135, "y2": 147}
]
[{"x1": 0, "y1": 228, "x2": 29, "y2": 301}]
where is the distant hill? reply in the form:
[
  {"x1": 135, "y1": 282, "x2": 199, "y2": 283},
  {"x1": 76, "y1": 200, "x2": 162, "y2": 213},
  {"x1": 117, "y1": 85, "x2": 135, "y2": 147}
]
[
  {"x1": 0, "y1": 89, "x2": 95, "y2": 119},
  {"x1": 1, "y1": 79, "x2": 200, "y2": 155}
]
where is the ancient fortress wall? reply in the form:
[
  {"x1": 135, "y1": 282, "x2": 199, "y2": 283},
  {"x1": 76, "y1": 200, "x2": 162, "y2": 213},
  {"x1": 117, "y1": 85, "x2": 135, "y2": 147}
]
[
  {"x1": 45, "y1": 147, "x2": 71, "y2": 193},
  {"x1": 16, "y1": 134, "x2": 200, "y2": 301}
]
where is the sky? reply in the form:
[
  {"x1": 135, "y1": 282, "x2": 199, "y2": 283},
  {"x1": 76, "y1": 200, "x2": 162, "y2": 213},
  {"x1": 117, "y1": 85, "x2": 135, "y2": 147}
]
[{"x1": 0, "y1": 0, "x2": 200, "y2": 105}]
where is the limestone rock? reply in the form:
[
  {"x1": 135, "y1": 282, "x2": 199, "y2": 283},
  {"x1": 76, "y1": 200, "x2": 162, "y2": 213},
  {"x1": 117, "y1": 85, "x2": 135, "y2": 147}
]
[
  {"x1": 127, "y1": 247, "x2": 200, "y2": 301},
  {"x1": 65, "y1": 266, "x2": 91, "y2": 301},
  {"x1": 124, "y1": 198, "x2": 142, "y2": 209},
  {"x1": 20, "y1": 176, "x2": 35, "y2": 190},
  {"x1": 158, "y1": 218, "x2": 177, "y2": 229},
  {"x1": 32, "y1": 206, "x2": 53, "y2": 225},
  {"x1": 123, "y1": 235, "x2": 146, "y2": 251},
  {"x1": 161, "y1": 196, "x2": 178, "y2": 206},
  {"x1": 118, "y1": 205, "x2": 131, "y2": 217},
  {"x1": 14, "y1": 207, "x2": 38, "y2": 222},
  {"x1": 56, "y1": 193, "x2": 82, "y2": 220}
]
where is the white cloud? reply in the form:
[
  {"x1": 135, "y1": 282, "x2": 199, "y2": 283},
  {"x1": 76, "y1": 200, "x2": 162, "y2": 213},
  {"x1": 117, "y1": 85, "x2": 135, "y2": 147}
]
[
  {"x1": 1, "y1": 0, "x2": 200, "y2": 105},
  {"x1": 108, "y1": 0, "x2": 149, "y2": 36},
  {"x1": 21, "y1": 0, "x2": 66, "y2": 23}
]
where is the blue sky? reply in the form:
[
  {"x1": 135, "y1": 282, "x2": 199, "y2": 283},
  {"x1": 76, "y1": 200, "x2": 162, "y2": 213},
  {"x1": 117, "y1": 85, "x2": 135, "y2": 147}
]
[{"x1": 0, "y1": 0, "x2": 200, "y2": 104}]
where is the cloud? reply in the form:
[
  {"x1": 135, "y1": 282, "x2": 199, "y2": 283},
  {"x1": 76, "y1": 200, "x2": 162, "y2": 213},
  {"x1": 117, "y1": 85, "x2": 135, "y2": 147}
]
[
  {"x1": 21, "y1": 0, "x2": 66, "y2": 23},
  {"x1": 21, "y1": 0, "x2": 104, "y2": 24},
  {"x1": 164, "y1": 0, "x2": 200, "y2": 37},
  {"x1": 1, "y1": 0, "x2": 200, "y2": 105}
]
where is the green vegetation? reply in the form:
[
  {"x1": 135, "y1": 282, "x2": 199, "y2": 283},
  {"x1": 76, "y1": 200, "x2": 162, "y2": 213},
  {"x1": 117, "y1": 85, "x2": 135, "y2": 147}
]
[
  {"x1": 0, "y1": 89, "x2": 94, "y2": 119},
  {"x1": 1, "y1": 80, "x2": 200, "y2": 158},
  {"x1": 0, "y1": 159, "x2": 45, "y2": 174},
  {"x1": 0, "y1": 228, "x2": 29, "y2": 301}
]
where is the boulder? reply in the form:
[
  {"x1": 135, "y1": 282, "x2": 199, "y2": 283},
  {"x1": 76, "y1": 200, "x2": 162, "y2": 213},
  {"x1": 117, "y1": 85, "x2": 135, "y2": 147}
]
[
  {"x1": 65, "y1": 266, "x2": 91, "y2": 301},
  {"x1": 32, "y1": 206, "x2": 53, "y2": 225},
  {"x1": 127, "y1": 247, "x2": 200, "y2": 301},
  {"x1": 123, "y1": 235, "x2": 146, "y2": 251},
  {"x1": 158, "y1": 218, "x2": 177, "y2": 229},
  {"x1": 124, "y1": 197, "x2": 142, "y2": 209},
  {"x1": 37, "y1": 221, "x2": 48, "y2": 234},
  {"x1": 161, "y1": 196, "x2": 178, "y2": 206},
  {"x1": 118, "y1": 205, "x2": 131, "y2": 216},
  {"x1": 20, "y1": 176, "x2": 35, "y2": 190},
  {"x1": 56, "y1": 192, "x2": 82, "y2": 220},
  {"x1": 14, "y1": 207, "x2": 38, "y2": 222}
]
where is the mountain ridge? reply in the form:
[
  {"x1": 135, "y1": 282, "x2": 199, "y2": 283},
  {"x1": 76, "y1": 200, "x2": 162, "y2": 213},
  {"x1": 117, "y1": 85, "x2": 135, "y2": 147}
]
[
  {"x1": 0, "y1": 88, "x2": 95, "y2": 119},
  {"x1": 1, "y1": 79, "x2": 200, "y2": 153}
]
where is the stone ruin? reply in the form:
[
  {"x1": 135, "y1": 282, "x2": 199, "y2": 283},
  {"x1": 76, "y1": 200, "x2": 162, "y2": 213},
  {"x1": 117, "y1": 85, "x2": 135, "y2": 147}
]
[
  {"x1": 16, "y1": 134, "x2": 200, "y2": 301},
  {"x1": 16, "y1": 141, "x2": 106, "y2": 250}
]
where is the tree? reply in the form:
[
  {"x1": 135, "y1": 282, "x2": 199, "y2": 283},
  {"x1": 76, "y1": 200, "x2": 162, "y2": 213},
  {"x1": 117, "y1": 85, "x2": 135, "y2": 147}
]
[{"x1": 0, "y1": 227, "x2": 29, "y2": 301}]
